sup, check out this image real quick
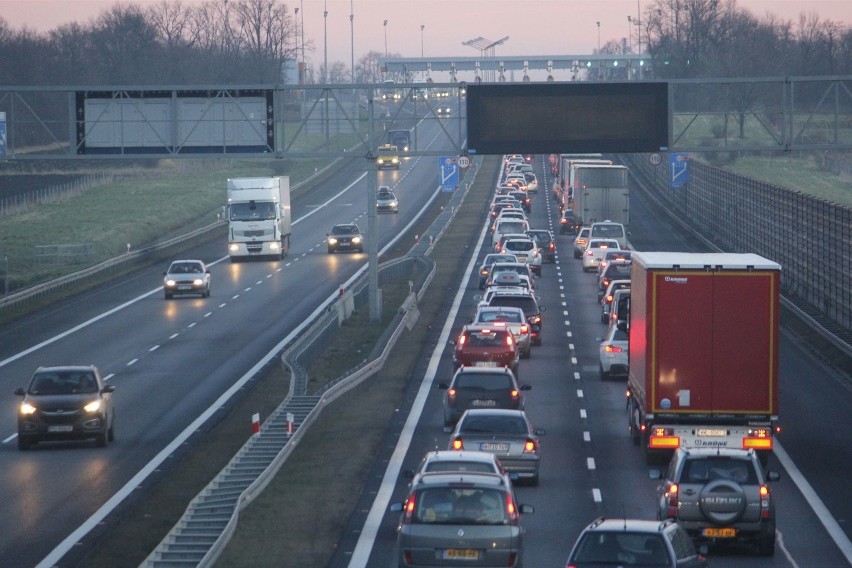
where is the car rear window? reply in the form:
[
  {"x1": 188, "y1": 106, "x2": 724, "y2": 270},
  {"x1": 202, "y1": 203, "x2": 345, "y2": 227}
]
[
  {"x1": 412, "y1": 487, "x2": 507, "y2": 524},
  {"x1": 487, "y1": 297, "x2": 538, "y2": 315},
  {"x1": 683, "y1": 458, "x2": 757, "y2": 484},
  {"x1": 423, "y1": 461, "x2": 496, "y2": 474},
  {"x1": 459, "y1": 414, "x2": 527, "y2": 434},
  {"x1": 497, "y1": 221, "x2": 527, "y2": 234},
  {"x1": 591, "y1": 224, "x2": 625, "y2": 239},
  {"x1": 605, "y1": 264, "x2": 632, "y2": 278},
  {"x1": 574, "y1": 533, "x2": 668, "y2": 564},
  {"x1": 454, "y1": 372, "x2": 514, "y2": 390},
  {"x1": 464, "y1": 330, "x2": 511, "y2": 346},
  {"x1": 477, "y1": 310, "x2": 524, "y2": 324}
]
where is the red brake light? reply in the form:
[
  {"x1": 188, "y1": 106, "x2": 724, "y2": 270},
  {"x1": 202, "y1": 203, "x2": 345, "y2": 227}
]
[
  {"x1": 448, "y1": 388, "x2": 456, "y2": 402},
  {"x1": 457, "y1": 334, "x2": 467, "y2": 346},
  {"x1": 519, "y1": 324, "x2": 529, "y2": 335},
  {"x1": 505, "y1": 491, "x2": 519, "y2": 522},
  {"x1": 506, "y1": 334, "x2": 514, "y2": 346},
  {"x1": 403, "y1": 494, "x2": 416, "y2": 524},
  {"x1": 606, "y1": 294, "x2": 614, "y2": 303},
  {"x1": 604, "y1": 345, "x2": 623, "y2": 353},
  {"x1": 451, "y1": 438, "x2": 463, "y2": 450}
]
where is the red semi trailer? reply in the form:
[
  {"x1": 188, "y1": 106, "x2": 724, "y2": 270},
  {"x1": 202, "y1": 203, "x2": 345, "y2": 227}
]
[{"x1": 625, "y1": 252, "x2": 781, "y2": 465}]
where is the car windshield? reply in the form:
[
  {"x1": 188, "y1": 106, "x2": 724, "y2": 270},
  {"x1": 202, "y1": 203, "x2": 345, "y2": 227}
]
[
  {"x1": 460, "y1": 414, "x2": 528, "y2": 434},
  {"x1": 169, "y1": 262, "x2": 203, "y2": 274},
  {"x1": 422, "y1": 461, "x2": 497, "y2": 474},
  {"x1": 573, "y1": 533, "x2": 669, "y2": 565},
  {"x1": 331, "y1": 225, "x2": 358, "y2": 235},
  {"x1": 412, "y1": 487, "x2": 507, "y2": 525},
  {"x1": 454, "y1": 373, "x2": 514, "y2": 390},
  {"x1": 30, "y1": 371, "x2": 98, "y2": 395},
  {"x1": 229, "y1": 201, "x2": 276, "y2": 221}
]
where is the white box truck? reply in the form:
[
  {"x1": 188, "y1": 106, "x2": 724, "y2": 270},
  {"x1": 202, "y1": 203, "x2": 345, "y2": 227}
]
[{"x1": 226, "y1": 177, "x2": 291, "y2": 262}]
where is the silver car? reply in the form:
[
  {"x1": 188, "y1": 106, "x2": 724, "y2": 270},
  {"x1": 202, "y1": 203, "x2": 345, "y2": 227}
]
[
  {"x1": 391, "y1": 471, "x2": 533, "y2": 567},
  {"x1": 471, "y1": 305, "x2": 532, "y2": 358},
  {"x1": 448, "y1": 408, "x2": 545, "y2": 486},
  {"x1": 597, "y1": 324, "x2": 629, "y2": 379},
  {"x1": 163, "y1": 259, "x2": 211, "y2": 299},
  {"x1": 376, "y1": 187, "x2": 399, "y2": 213}
]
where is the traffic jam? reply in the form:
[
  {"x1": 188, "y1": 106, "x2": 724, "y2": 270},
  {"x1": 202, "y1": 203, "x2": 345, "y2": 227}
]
[{"x1": 387, "y1": 153, "x2": 788, "y2": 568}]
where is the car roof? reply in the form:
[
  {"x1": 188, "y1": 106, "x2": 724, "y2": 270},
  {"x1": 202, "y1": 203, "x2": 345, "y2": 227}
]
[
  {"x1": 455, "y1": 365, "x2": 515, "y2": 375},
  {"x1": 462, "y1": 323, "x2": 514, "y2": 333},
  {"x1": 677, "y1": 447, "x2": 758, "y2": 459},
  {"x1": 485, "y1": 286, "x2": 535, "y2": 297},
  {"x1": 461, "y1": 408, "x2": 527, "y2": 419},
  {"x1": 412, "y1": 471, "x2": 509, "y2": 488},
  {"x1": 585, "y1": 517, "x2": 677, "y2": 533},
  {"x1": 35, "y1": 365, "x2": 97, "y2": 373}
]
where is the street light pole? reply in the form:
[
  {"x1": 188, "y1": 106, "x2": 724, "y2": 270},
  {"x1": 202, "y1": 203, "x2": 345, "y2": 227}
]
[
  {"x1": 420, "y1": 24, "x2": 425, "y2": 59},
  {"x1": 350, "y1": 0, "x2": 355, "y2": 84},
  {"x1": 627, "y1": 16, "x2": 632, "y2": 53},
  {"x1": 596, "y1": 21, "x2": 601, "y2": 51},
  {"x1": 300, "y1": 0, "x2": 305, "y2": 66},
  {"x1": 323, "y1": 0, "x2": 328, "y2": 83}
]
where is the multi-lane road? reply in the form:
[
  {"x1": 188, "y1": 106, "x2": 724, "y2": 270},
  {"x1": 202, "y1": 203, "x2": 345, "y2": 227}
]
[{"x1": 1, "y1": 110, "x2": 850, "y2": 567}]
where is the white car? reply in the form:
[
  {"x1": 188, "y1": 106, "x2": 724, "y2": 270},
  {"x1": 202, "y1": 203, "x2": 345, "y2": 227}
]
[
  {"x1": 492, "y1": 218, "x2": 530, "y2": 248},
  {"x1": 582, "y1": 238, "x2": 620, "y2": 272},
  {"x1": 597, "y1": 324, "x2": 629, "y2": 379},
  {"x1": 163, "y1": 259, "x2": 211, "y2": 299},
  {"x1": 501, "y1": 237, "x2": 542, "y2": 276},
  {"x1": 589, "y1": 220, "x2": 629, "y2": 249},
  {"x1": 472, "y1": 305, "x2": 532, "y2": 358}
]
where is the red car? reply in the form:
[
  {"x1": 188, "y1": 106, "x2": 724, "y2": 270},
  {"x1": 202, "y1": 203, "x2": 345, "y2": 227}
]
[{"x1": 452, "y1": 324, "x2": 519, "y2": 376}]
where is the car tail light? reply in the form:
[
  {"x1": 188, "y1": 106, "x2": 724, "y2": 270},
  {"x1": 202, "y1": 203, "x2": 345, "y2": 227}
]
[
  {"x1": 511, "y1": 389, "x2": 519, "y2": 400},
  {"x1": 523, "y1": 439, "x2": 537, "y2": 453},
  {"x1": 548, "y1": 242, "x2": 555, "y2": 251},
  {"x1": 603, "y1": 345, "x2": 623, "y2": 353},
  {"x1": 402, "y1": 494, "x2": 416, "y2": 524},
  {"x1": 505, "y1": 492, "x2": 519, "y2": 522},
  {"x1": 760, "y1": 485, "x2": 771, "y2": 518},
  {"x1": 531, "y1": 315, "x2": 541, "y2": 325},
  {"x1": 447, "y1": 388, "x2": 456, "y2": 403},
  {"x1": 560, "y1": 218, "x2": 567, "y2": 225},
  {"x1": 605, "y1": 294, "x2": 614, "y2": 304},
  {"x1": 505, "y1": 334, "x2": 514, "y2": 347},
  {"x1": 519, "y1": 324, "x2": 529, "y2": 335},
  {"x1": 451, "y1": 438, "x2": 463, "y2": 450},
  {"x1": 586, "y1": 250, "x2": 594, "y2": 256},
  {"x1": 480, "y1": 268, "x2": 489, "y2": 276},
  {"x1": 457, "y1": 334, "x2": 467, "y2": 346},
  {"x1": 665, "y1": 483, "x2": 679, "y2": 517}
]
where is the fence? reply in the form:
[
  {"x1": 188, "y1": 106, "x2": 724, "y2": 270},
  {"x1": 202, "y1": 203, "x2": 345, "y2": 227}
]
[
  {"x1": 0, "y1": 173, "x2": 113, "y2": 218},
  {"x1": 624, "y1": 153, "x2": 852, "y2": 343}
]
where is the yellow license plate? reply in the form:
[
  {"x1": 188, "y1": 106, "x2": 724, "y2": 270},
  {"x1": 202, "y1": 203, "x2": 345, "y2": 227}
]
[
  {"x1": 443, "y1": 549, "x2": 480, "y2": 560},
  {"x1": 703, "y1": 527, "x2": 737, "y2": 538}
]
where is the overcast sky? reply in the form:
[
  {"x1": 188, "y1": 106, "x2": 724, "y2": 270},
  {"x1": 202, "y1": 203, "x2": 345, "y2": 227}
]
[{"x1": 2, "y1": 0, "x2": 849, "y2": 65}]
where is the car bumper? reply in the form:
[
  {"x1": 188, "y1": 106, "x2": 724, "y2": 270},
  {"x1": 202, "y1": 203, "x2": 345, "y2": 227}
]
[{"x1": 19, "y1": 416, "x2": 108, "y2": 441}]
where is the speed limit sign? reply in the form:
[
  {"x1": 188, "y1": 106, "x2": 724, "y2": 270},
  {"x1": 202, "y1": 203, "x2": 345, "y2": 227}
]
[
  {"x1": 457, "y1": 155, "x2": 471, "y2": 168},
  {"x1": 649, "y1": 152, "x2": 662, "y2": 166}
]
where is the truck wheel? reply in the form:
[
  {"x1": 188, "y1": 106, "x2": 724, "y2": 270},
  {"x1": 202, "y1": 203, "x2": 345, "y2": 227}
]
[{"x1": 627, "y1": 401, "x2": 641, "y2": 445}]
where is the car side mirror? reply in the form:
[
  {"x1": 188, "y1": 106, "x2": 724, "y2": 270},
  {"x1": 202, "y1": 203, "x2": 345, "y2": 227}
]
[
  {"x1": 389, "y1": 502, "x2": 404, "y2": 513},
  {"x1": 535, "y1": 427, "x2": 546, "y2": 436},
  {"x1": 766, "y1": 471, "x2": 781, "y2": 482},
  {"x1": 102, "y1": 384, "x2": 116, "y2": 393},
  {"x1": 649, "y1": 468, "x2": 663, "y2": 479},
  {"x1": 518, "y1": 504, "x2": 535, "y2": 514},
  {"x1": 14, "y1": 387, "x2": 25, "y2": 396}
]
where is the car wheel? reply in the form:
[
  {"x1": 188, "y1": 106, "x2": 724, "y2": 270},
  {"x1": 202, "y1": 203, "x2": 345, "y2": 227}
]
[
  {"x1": 95, "y1": 430, "x2": 108, "y2": 448},
  {"x1": 599, "y1": 364, "x2": 609, "y2": 380},
  {"x1": 601, "y1": 313, "x2": 608, "y2": 324},
  {"x1": 18, "y1": 436, "x2": 32, "y2": 451},
  {"x1": 327, "y1": 248, "x2": 334, "y2": 254},
  {"x1": 164, "y1": 292, "x2": 172, "y2": 300},
  {"x1": 757, "y1": 524, "x2": 776, "y2": 556}
]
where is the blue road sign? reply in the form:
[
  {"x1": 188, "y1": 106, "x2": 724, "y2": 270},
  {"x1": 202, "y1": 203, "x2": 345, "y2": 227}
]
[
  {"x1": 440, "y1": 156, "x2": 459, "y2": 191},
  {"x1": 669, "y1": 152, "x2": 689, "y2": 188}
]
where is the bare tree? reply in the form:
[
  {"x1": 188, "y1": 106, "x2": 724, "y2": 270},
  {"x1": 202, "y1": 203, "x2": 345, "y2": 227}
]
[
  {"x1": 89, "y1": 4, "x2": 160, "y2": 83},
  {"x1": 355, "y1": 50, "x2": 387, "y2": 84},
  {"x1": 147, "y1": 0, "x2": 192, "y2": 50},
  {"x1": 229, "y1": 0, "x2": 297, "y2": 82}
]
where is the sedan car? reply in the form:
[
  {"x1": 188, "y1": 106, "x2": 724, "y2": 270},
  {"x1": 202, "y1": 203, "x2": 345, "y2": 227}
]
[
  {"x1": 402, "y1": 450, "x2": 512, "y2": 488},
  {"x1": 448, "y1": 408, "x2": 545, "y2": 485},
  {"x1": 559, "y1": 209, "x2": 581, "y2": 234},
  {"x1": 376, "y1": 187, "x2": 399, "y2": 213},
  {"x1": 451, "y1": 324, "x2": 519, "y2": 376},
  {"x1": 565, "y1": 517, "x2": 710, "y2": 568},
  {"x1": 582, "y1": 238, "x2": 621, "y2": 272},
  {"x1": 390, "y1": 471, "x2": 533, "y2": 567},
  {"x1": 597, "y1": 324, "x2": 629, "y2": 379},
  {"x1": 163, "y1": 259, "x2": 211, "y2": 299},
  {"x1": 326, "y1": 223, "x2": 364, "y2": 253},
  {"x1": 15, "y1": 365, "x2": 116, "y2": 450},
  {"x1": 435, "y1": 105, "x2": 452, "y2": 117},
  {"x1": 439, "y1": 366, "x2": 530, "y2": 428}
]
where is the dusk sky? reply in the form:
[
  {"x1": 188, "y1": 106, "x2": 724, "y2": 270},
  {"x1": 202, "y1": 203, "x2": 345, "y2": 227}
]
[{"x1": 2, "y1": 0, "x2": 849, "y2": 66}]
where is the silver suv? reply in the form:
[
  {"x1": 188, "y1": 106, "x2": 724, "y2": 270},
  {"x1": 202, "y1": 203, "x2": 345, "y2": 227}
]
[
  {"x1": 653, "y1": 447, "x2": 780, "y2": 556},
  {"x1": 391, "y1": 471, "x2": 533, "y2": 567}
]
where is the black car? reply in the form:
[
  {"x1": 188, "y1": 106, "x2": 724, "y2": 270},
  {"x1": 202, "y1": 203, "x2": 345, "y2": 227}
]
[
  {"x1": 15, "y1": 365, "x2": 116, "y2": 450},
  {"x1": 526, "y1": 229, "x2": 556, "y2": 263},
  {"x1": 327, "y1": 223, "x2": 364, "y2": 253},
  {"x1": 438, "y1": 366, "x2": 530, "y2": 428},
  {"x1": 559, "y1": 209, "x2": 580, "y2": 234}
]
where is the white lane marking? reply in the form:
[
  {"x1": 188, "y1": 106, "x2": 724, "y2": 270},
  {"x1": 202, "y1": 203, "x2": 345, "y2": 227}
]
[
  {"x1": 187, "y1": 323, "x2": 196, "y2": 328},
  {"x1": 127, "y1": 359, "x2": 138, "y2": 366},
  {"x1": 580, "y1": 409, "x2": 587, "y2": 419},
  {"x1": 149, "y1": 345, "x2": 160, "y2": 352},
  {"x1": 592, "y1": 489, "x2": 602, "y2": 503},
  {"x1": 583, "y1": 431, "x2": 591, "y2": 442},
  {"x1": 587, "y1": 457, "x2": 596, "y2": 470},
  {"x1": 169, "y1": 334, "x2": 179, "y2": 339},
  {"x1": 577, "y1": 389, "x2": 584, "y2": 398},
  {"x1": 574, "y1": 372, "x2": 581, "y2": 380}
]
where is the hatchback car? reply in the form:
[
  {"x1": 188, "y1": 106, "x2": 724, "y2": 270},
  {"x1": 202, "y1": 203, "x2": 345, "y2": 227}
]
[
  {"x1": 526, "y1": 229, "x2": 556, "y2": 263},
  {"x1": 565, "y1": 517, "x2": 710, "y2": 568},
  {"x1": 391, "y1": 471, "x2": 533, "y2": 567},
  {"x1": 559, "y1": 209, "x2": 581, "y2": 234},
  {"x1": 597, "y1": 324, "x2": 629, "y2": 380},
  {"x1": 508, "y1": 190, "x2": 531, "y2": 213},
  {"x1": 439, "y1": 366, "x2": 530, "y2": 427},
  {"x1": 590, "y1": 220, "x2": 629, "y2": 249},
  {"x1": 491, "y1": 219, "x2": 530, "y2": 248},
  {"x1": 477, "y1": 253, "x2": 519, "y2": 289},
  {"x1": 452, "y1": 324, "x2": 519, "y2": 376},
  {"x1": 486, "y1": 262, "x2": 536, "y2": 291},
  {"x1": 653, "y1": 447, "x2": 780, "y2": 556},
  {"x1": 448, "y1": 409, "x2": 545, "y2": 485},
  {"x1": 582, "y1": 239, "x2": 621, "y2": 272},
  {"x1": 163, "y1": 259, "x2": 211, "y2": 299},
  {"x1": 403, "y1": 450, "x2": 512, "y2": 488},
  {"x1": 598, "y1": 259, "x2": 633, "y2": 299},
  {"x1": 501, "y1": 238, "x2": 542, "y2": 276},
  {"x1": 327, "y1": 223, "x2": 364, "y2": 253},
  {"x1": 597, "y1": 249, "x2": 633, "y2": 277},
  {"x1": 471, "y1": 306, "x2": 532, "y2": 358},
  {"x1": 15, "y1": 365, "x2": 116, "y2": 450},
  {"x1": 572, "y1": 227, "x2": 591, "y2": 258},
  {"x1": 376, "y1": 187, "x2": 399, "y2": 213}
]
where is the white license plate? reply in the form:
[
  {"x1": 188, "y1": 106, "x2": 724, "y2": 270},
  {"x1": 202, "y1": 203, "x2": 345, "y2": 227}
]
[
  {"x1": 178, "y1": 285, "x2": 192, "y2": 290},
  {"x1": 442, "y1": 549, "x2": 480, "y2": 560},
  {"x1": 480, "y1": 442, "x2": 509, "y2": 452},
  {"x1": 48, "y1": 425, "x2": 74, "y2": 433},
  {"x1": 471, "y1": 400, "x2": 497, "y2": 407},
  {"x1": 474, "y1": 361, "x2": 498, "y2": 367}
]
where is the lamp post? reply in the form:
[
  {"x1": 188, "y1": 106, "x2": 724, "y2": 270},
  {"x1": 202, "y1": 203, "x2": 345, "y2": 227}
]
[
  {"x1": 596, "y1": 21, "x2": 601, "y2": 51},
  {"x1": 300, "y1": 0, "x2": 305, "y2": 66},
  {"x1": 350, "y1": 0, "x2": 355, "y2": 84},
  {"x1": 627, "y1": 16, "x2": 632, "y2": 53},
  {"x1": 420, "y1": 24, "x2": 425, "y2": 58},
  {"x1": 383, "y1": 20, "x2": 388, "y2": 58},
  {"x1": 323, "y1": 0, "x2": 328, "y2": 83}
]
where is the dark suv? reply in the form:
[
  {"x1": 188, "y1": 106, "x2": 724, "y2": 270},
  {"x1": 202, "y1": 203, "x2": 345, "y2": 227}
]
[
  {"x1": 15, "y1": 365, "x2": 116, "y2": 450},
  {"x1": 565, "y1": 517, "x2": 710, "y2": 567},
  {"x1": 438, "y1": 366, "x2": 530, "y2": 428},
  {"x1": 653, "y1": 447, "x2": 780, "y2": 556},
  {"x1": 452, "y1": 324, "x2": 519, "y2": 376}
]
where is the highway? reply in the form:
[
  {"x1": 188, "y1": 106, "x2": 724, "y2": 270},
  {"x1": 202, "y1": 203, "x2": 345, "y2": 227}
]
[
  {"x1": 0, "y1": 110, "x2": 850, "y2": 567},
  {"x1": 329, "y1": 155, "x2": 852, "y2": 567}
]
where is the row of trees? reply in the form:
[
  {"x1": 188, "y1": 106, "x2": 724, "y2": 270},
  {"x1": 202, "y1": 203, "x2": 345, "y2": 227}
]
[{"x1": 0, "y1": 0, "x2": 849, "y2": 86}]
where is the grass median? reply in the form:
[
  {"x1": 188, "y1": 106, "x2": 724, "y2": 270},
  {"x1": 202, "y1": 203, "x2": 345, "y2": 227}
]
[{"x1": 75, "y1": 158, "x2": 498, "y2": 567}]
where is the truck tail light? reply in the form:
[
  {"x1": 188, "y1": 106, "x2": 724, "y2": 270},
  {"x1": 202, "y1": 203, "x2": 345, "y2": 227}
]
[
  {"x1": 650, "y1": 428, "x2": 680, "y2": 449},
  {"x1": 523, "y1": 439, "x2": 537, "y2": 453},
  {"x1": 743, "y1": 428, "x2": 773, "y2": 450},
  {"x1": 451, "y1": 438, "x2": 464, "y2": 451}
]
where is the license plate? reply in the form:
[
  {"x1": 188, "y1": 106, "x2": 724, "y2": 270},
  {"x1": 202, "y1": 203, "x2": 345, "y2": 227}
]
[
  {"x1": 703, "y1": 527, "x2": 737, "y2": 538},
  {"x1": 474, "y1": 361, "x2": 498, "y2": 367},
  {"x1": 48, "y1": 425, "x2": 74, "y2": 433},
  {"x1": 471, "y1": 399, "x2": 497, "y2": 407},
  {"x1": 178, "y1": 285, "x2": 192, "y2": 290},
  {"x1": 697, "y1": 428, "x2": 728, "y2": 437},
  {"x1": 480, "y1": 442, "x2": 509, "y2": 452},
  {"x1": 442, "y1": 549, "x2": 479, "y2": 560}
]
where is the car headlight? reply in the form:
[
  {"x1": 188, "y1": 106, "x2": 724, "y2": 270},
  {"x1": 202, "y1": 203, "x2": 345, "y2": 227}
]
[
  {"x1": 352, "y1": 236, "x2": 362, "y2": 244},
  {"x1": 192, "y1": 278, "x2": 204, "y2": 285},
  {"x1": 84, "y1": 399, "x2": 102, "y2": 413},
  {"x1": 20, "y1": 402, "x2": 37, "y2": 415},
  {"x1": 328, "y1": 237, "x2": 338, "y2": 245},
  {"x1": 165, "y1": 279, "x2": 176, "y2": 287}
]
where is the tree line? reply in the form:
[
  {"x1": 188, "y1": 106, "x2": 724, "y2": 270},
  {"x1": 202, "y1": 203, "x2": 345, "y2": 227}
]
[{"x1": 0, "y1": 0, "x2": 849, "y2": 88}]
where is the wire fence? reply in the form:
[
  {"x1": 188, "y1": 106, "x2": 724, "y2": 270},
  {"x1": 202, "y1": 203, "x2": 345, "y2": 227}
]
[
  {"x1": 0, "y1": 173, "x2": 113, "y2": 218},
  {"x1": 624, "y1": 154, "x2": 852, "y2": 341}
]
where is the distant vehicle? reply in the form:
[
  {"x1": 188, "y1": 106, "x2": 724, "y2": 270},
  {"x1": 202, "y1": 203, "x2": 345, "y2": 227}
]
[
  {"x1": 376, "y1": 186, "x2": 399, "y2": 213},
  {"x1": 564, "y1": 517, "x2": 710, "y2": 568},
  {"x1": 376, "y1": 144, "x2": 400, "y2": 169},
  {"x1": 326, "y1": 223, "x2": 364, "y2": 253},
  {"x1": 525, "y1": 229, "x2": 556, "y2": 263},
  {"x1": 436, "y1": 105, "x2": 452, "y2": 117},
  {"x1": 559, "y1": 209, "x2": 581, "y2": 234},
  {"x1": 599, "y1": 279, "x2": 630, "y2": 323},
  {"x1": 477, "y1": 253, "x2": 519, "y2": 289},
  {"x1": 582, "y1": 239, "x2": 621, "y2": 272},
  {"x1": 590, "y1": 220, "x2": 629, "y2": 249},
  {"x1": 401, "y1": 449, "x2": 512, "y2": 488},
  {"x1": 163, "y1": 259, "x2": 211, "y2": 299},
  {"x1": 380, "y1": 79, "x2": 401, "y2": 101},
  {"x1": 573, "y1": 227, "x2": 591, "y2": 258},
  {"x1": 386, "y1": 129, "x2": 411, "y2": 152},
  {"x1": 451, "y1": 324, "x2": 519, "y2": 376},
  {"x1": 597, "y1": 323, "x2": 629, "y2": 379},
  {"x1": 438, "y1": 366, "x2": 530, "y2": 427},
  {"x1": 501, "y1": 237, "x2": 542, "y2": 276},
  {"x1": 226, "y1": 176, "x2": 291, "y2": 261},
  {"x1": 15, "y1": 365, "x2": 116, "y2": 450},
  {"x1": 471, "y1": 305, "x2": 532, "y2": 358},
  {"x1": 481, "y1": 287, "x2": 545, "y2": 346},
  {"x1": 569, "y1": 164, "x2": 630, "y2": 228}
]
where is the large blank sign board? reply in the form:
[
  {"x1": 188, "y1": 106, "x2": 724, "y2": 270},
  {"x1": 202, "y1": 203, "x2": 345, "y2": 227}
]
[{"x1": 466, "y1": 82, "x2": 669, "y2": 155}]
